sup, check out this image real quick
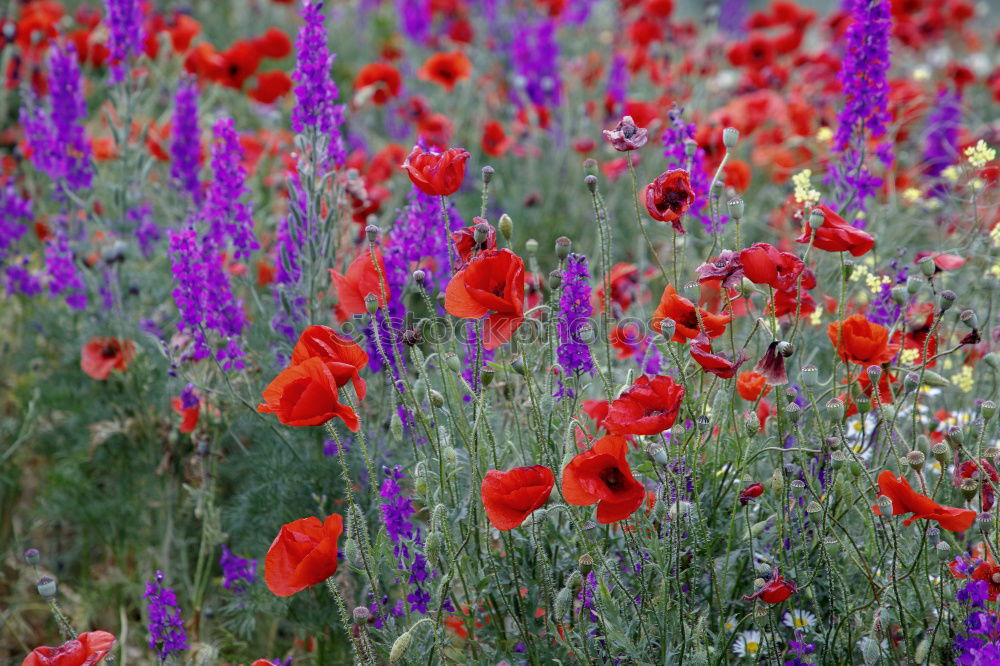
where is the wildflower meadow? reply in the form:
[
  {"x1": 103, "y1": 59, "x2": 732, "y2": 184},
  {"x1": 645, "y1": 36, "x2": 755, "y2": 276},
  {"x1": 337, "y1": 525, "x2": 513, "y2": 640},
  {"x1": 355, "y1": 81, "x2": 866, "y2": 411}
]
[{"x1": 3, "y1": 0, "x2": 1000, "y2": 664}]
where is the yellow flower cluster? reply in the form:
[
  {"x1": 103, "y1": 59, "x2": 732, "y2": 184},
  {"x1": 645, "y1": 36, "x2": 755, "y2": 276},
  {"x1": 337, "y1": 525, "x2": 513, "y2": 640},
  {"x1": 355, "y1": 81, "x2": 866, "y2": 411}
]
[
  {"x1": 954, "y1": 365, "x2": 974, "y2": 393},
  {"x1": 792, "y1": 169, "x2": 821, "y2": 206},
  {"x1": 965, "y1": 140, "x2": 996, "y2": 169},
  {"x1": 899, "y1": 348, "x2": 920, "y2": 366}
]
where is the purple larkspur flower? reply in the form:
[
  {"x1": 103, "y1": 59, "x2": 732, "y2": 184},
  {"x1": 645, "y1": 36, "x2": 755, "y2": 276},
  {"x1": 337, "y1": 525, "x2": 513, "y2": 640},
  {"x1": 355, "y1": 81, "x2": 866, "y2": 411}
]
[
  {"x1": 557, "y1": 253, "x2": 594, "y2": 377},
  {"x1": 129, "y1": 204, "x2": 161, "y2": 258},
  {"x1": 144, "y1": 570, "x2": 189, "y2": 661},
  {"x1": 45, "y1": 227, "x2": 88, "y2": 310},
  {"x1": 605, "y1": 54, "x2": 629, "y2": 115},
  {"x1": 4, "y1": 256, "x2": 43, "y2": 297},
  {"x1": 923, "y1": 88, "x2": 962, "y2": 198},
  {"x1": 396, "y1": 0, "x2": 430, "y2": 43},
  {"x1": 20, "y1": 43, "x2": 92, "y2": 194},
  {"x1": 204, "y1": 117, "x2": 257, "y2": 259},
  {"x1": 291, "y1": 0, "x2": 346, "y2": 167},
  {"x1": 220, "y1": 545, "x2": 257, "y2": 593},
  {"x1": 661, "y1": 106, "x2": 719, "y2": 232},
  {"x1": 170, "y1": 78, "x2": 202, "y2": 203},
  {"x1": 0, "y1": 185, "x2": 31, "y2": 263},
  {"x1": 104, "y1": 0, "x2": 145, "y2": 82},
  {"x1": 379, "y1": 465, "x2": 432, "y2": 615},
  {"x1": 509, "y1": 17, "x2": 561, "y2": 109}
]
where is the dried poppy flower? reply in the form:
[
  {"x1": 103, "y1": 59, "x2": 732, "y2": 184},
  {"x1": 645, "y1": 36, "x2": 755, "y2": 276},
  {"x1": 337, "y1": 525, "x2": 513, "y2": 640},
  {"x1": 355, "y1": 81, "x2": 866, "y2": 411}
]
[
  {"x1": 753, "y1": 341, "x2": 789, "y2": 386},
  {"x1": 602, "y1": 115, "x2": 649, "y2": 151},
  {"x1": 689, "y1": 333, "x2": 749, "y2": 379},
  {"x1": 291, "y1": 325, "x2": 369, "y2": 400},
  {"x1": 872, "y1": 470, "x2": 975, "y2": 532},
  {"x1": 651, "y1": 284, "x2": 731, "y2": 342},
  {"x1": 603, "y1": 375, "x2": 685, "y2": 436},
  {"x1": 329, "y1": 248, "x2": 390, "y2": 321},
  {"x1": 696, "y1": 250, "x2": 744, "y2": 289},
  {"x1": 739, "y1": 482, "x2": 765, "y2": 505},
  {"x1": 739, "y1": 242, "x2": 804, "y2": 291},
  {"x1": 451, "y1": 218, "x2": 497, "y2": 269},
  {"x1": 81, "y1": 337, "x2": 135, "y2": 380},
  {"x1": 480, "y1": 465, "x2": 555, "y2": 531},
  {"x1": 562, "y1": 435, "x2": 646, "y2": 524},
  {"x1": 795, "y1": 205, "x2": 874, "y2": 256},
  {"x1": 416, "y1": 51, "x2": 472, "y2": 91},
  {"x1": 264, "y1": 512, "x2": 344, "y2": 596},
  {"x1": 827, "y1": 314, "x2": 899, "y2": 366},
  {"x1": 444, "y1": 249, "x2": 525, "y2": 350},
  {"x1": 742, "y1": 566, "x2": 797, "y2": 604},
  {"x1": 737, "y1": 371, "x2": 770, "y2": 401},
  {"x1": 257, "y1": 357, "x2": 360, "y2": 430},
  {"x1": 644, "y1": 169, "x2": 695, "y2": 232},
  {"x1": 353, "y1": 62, "x2": 402, "y2": 105},
  {"x1": 401, "y1": 145, "x2": 470, "y2": 197},
  {"x1": 22, "y1": 630, "x2": 116, "y2": 666}
]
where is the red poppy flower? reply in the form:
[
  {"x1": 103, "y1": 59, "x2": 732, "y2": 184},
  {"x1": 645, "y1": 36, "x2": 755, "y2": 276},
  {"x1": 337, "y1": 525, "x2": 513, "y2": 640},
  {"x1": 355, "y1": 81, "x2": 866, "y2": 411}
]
[
  {"x1": 739, "y1": 242, "x2": 804, "y2": 291},
  {"x1": 217, "y1": 39, "x2": 262, "y2": 89},
  {"x1": 872, "y1": 470, "x2": 975, "y2": 532},
  {"x1": 913, "y1": 251, "x2": 966, "y2": 272},
  {"x1": 417, "y1": 51, "x2": 472, "y2": 91},
  {"x1": 603, "y1": 375, "x2": 685, "y2": 436},
  {"x1": 81, "y1": 337, "x2": 135, "y2": 380},
  {"x1": 171, "y1": 396, "x2": 200, "y2": 434},
  {"x1": 644, "y1": 169, "x2": 695, "y2": 232},
  {"x1": 481, "y1": 120, "x2": 511, "y2": 157},
  {"x1": 253, "y1": 27, "x2": 292, "y2": 58},
  {"x1": 593, "y1": 263, "x2": 644, "y2": 314},
  {"x1": 602, "y1": 115, "x2": 648, "y2": 152},
  {"x1": 582, "y1": 399, "x2": 610, "y2": 430},
  {"x1": 402, "y1": 146, "x2": 470, "y2": 197},
  {"x1": 742, "y1": 567, "x2": 797, "y2": 604},
  {"x1": 248, "y1": 70, "x2": 292, "y2": 104},
  {"x1": 451, "y1": 219, "x2": 497, "y2": 268},
  {"x1": 689, "y1": 333, "x2": 749, "y2": 379},
  {"x1": 891, "y1": 302, "x2": 937, "y2": 366},
  {"x1": 480, "y1": 465, "x2": 555, "y2": 531},
  {"x1": 770, "y1": 285, "x2": 816, "y2": 318},
  {"x1": 970, "y1": 561, "x2": 1000, "y2": 601},
  {"x1": 265, "y1": 512, "x2": 344, "y2": 596},
  {"x1": 737, "y1": 371, "x2": 770, "y2": 401},
  {"x1": 329, "y1": 248, "x2": 390, "y2": 321},
  {"x1": 257, "y1": 357, "x2": 360, "y2": 429},
  {"x1": 695, "y1": 250, "x2": 744, "y2": 290},
  {"x1": 291, "y1": 325, "x2": 369, "y2": 399},
  {"x1": 739, "y1": 482, "x2": 765, "y2": 506},
  {"x1": 795, "y1": 205, "x2": 874, "y2": 256},
  {"x1": 353, "y1": 62, "x2": 402, "y2": 105},
  {"x1": 753, "y1": 341, "x2": 789, "y2": 386},
  {"x1": 651, "y1": 284, "x2": 730, "y2": 342},
  {"x1": 22, "y1": 631, "x2": 116, "y2": 666},
  {"x1": 957, "y1": 459, "x2": 1000, "y2": 512},
  {"x1": 827, "y1": 314, "x2": 899, "y2": 366},
  {"x1": 562, "y1": 435, "x2": 646, "y2": 524},
  {"x1": 444, "y1": 249, "x2": 525, "y2": 350}
]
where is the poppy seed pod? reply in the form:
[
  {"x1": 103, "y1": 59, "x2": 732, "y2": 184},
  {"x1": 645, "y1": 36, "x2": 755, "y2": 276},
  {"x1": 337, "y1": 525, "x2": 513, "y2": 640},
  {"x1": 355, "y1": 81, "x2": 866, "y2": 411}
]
[
  {"x1": 936, "y1": 540, "x2": 951, "y2": 559},
  {"x1": 353, "y1": 606, "x2": 370, "y2": 623},
  {"x1": 412, "y1": 269, "x2": 426, "y2": 285},
  {"x1": 939, "y1": 290, "x2": 956, "y2": 311},
  {"x1": 875, "y1": 495, "x2": 893, "y2": 515},
  {"x1": 37, "y1": 577, "x2": 57, "y2": 599},
  {"x1": 919, "y1": 255, "x2": 937, "y2": 277},
  {"x1": 578, "y1": 553, "x2": 594, "y2": 576},
  {"x1": 960, "y1": 478, "x2": 979, "y2": 501},
  {"x1": 825, "y1": 398, "x2": 845, "y2": 421},
  {"x1": 722, "y1": 127, "x2": 739, "y2": 148},
  {"x1": 891, "y1": 285, "x2": 907, "y2": 305},
  {"x1": 906, "y1": 276, "x2": 922, "y2": 294},
  {"x1": 555, "y1": 236, "x2": 572, "y2": 259},
  {"x1": 481, "y1": 165, "x2": 494, "y2": 184},
  {"x1": 776, "y1": 341, "x2": 794, "y2": 358},
  {"x1": 822, "y1": 536, "x2": 840, "y2": 554},
  {"x1": 364, "y1": 293, "x2": 379, "y2": 314},
  {"x1": 960, "y1": 309, "x2": 979, "y2": 329},
  {"x1": 946, "y1": 426, "x2": 964, "y2": 446},
  {"x1": 808, "y1": 208, "x2": 825, "y2": 228},
  {"x1": 744, "y1": 410, "x2": 759, "y2": 435},
  {"x1": 473, "y1": 222, "x2": 490, "y2": 245},
  {"x1": 365, "y1": 224, "x2": 380, "y2": 242},
  {"x1": 584, "y1": 174, "x2": 598, "y2": 193},
  {"x1": 866, "y1": 365, "x2": 882, "y2": 383},
  {"x1": 481, "y1": 367, "x2": 495, "y2": 386},
  {"x1": 24, "y1": 548, "x2": 40, "y2": 565},
  {"x1": 977, "y1": 512, "x2": 992, "y2": 534},
  {"x1": 728, "y1": 197, "x2": 745, "y2": 220},
  {"x1": 525, "y1": 238, "x2": 539, "y2": 254},
  {"x1": 582, "y1": 158, "x2": 598, "y2": 175},
  {"x1": 931, "y1": 442, "x2": 950, "y2": 464},
  {"x1": 799, "y1": 365, "x2": 818, "y2": 386},
  {"x1": 511, "y1": 356, "x2": 526, "y2": 376},
  {"x1": 498, "y1": 213, "x2": 513, "y2": 241},
  {"x1": 907, "y1": 450, "x2": 925, "y2": 471},
  {"x1": 982, "y1": 401, "x2": 997, "y2": 421},
  {"x1": 903, "y1": 372, "x2": 920, "y2": 392},
  {"x1": 444, "y1": 354, "x2": 461, "y2": 373},
  {"x1": 684, "y1": 138, "x2": 697, "y2": 156},
  {"x1": 548, "y1": 270, "x2": 563, "y2": 290}
]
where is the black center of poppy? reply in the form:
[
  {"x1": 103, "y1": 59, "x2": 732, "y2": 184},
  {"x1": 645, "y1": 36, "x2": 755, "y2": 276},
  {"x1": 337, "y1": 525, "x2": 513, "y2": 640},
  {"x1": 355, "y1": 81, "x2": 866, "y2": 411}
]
[{"x1": 601, "y1": 467, "x2": 624, "y2": 490}]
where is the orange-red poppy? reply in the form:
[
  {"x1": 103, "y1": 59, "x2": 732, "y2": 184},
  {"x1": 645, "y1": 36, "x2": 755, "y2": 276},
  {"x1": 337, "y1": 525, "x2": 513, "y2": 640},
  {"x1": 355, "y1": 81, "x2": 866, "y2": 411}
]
[
  {"x1": 353, "y1": 62, "x2": 402, "y2": 105},
  {"x1": 480, "y1": 466, "x2": 555, "y2": 531},
  {"x1": 329, "y1": 248, "x2": 390, "y2": 321},
  {"x1": 480, "y1": 120, "x2": 510, "y2": 157},
  {"x1": 264, "y1": 513, "x2": 344, "y2": 596},
  {"x1": 22, "y1": 631, "x2": 116, "y2": 666},
  {"x1": 171, "y1": 396, "x2": 200, "y2": 434},
  {"x1": 737, "y1": 371, "x2": 770, "y2": 401},
  {"x1": 290, "y1": 325, "x2": 369, "y2": 400},
  {"x1": 827, "y1": 314, "x2": 899, "y2": 366},
  {"x1": 248, "y1": 71, "x2": 292, "y2": 104},
  {"x1": 444, "y1": 249, "x2": 525, "y2": 350},
  {"x1": 257, "y1": 357, "x2": 360, "y2": 429},
  {"x1": 563, "y1": 435, "x2": 645, "y2": 524},
  {"x1": 81, "y1": 337, "x2": 135, "y2": 380},
  {"x1": 401, "y1": 145, "x2": 470, "y2": 197},
  {"x1": 739, "y1": 242, "x2": 804, "y2": 291},
  {"x1": 689, "y1": 333, "x2": 749, "y2": 379},
  {"x1": 872, "y1": 470, "x2": 975, "y2": 531},
  {"x1": 253, "y1": 27, "x2": 292, "y2": 59},
  {"x1": 651, "y1": 284, "x2": 730, "y2": 342},
  {"x1": 741, "y1": 567, "x2": 797, "y2": 604},
  {"x1": 796, "y1": 205, "x2": 875, "y2": 256},
  {"x1": 603, "y1": 375, "x2": 685, "y2": 436},
  {"x1": 417, "y1": 51, "x2": 472, "y2": 91}
]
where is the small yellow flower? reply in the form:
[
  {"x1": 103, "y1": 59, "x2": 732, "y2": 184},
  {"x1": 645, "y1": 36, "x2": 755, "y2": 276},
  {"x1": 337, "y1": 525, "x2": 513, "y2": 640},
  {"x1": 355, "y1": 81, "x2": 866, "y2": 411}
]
[
  {"x1": 954, "y1": 365, "x2": 974, "y2": 393},
  {"x1": 792, "y1": 169, "x2": 821, "y2": 206},
  {"x1": 809, "y1": 309, "x2": 823, "y2": 326},
  {"x1": 989, "y1": 226, "x2": 1000, "y2": 248},
  {"x1": 815, "y1": 127, "x2": 833, "y2": 143},
  {"x1": 989, "y1": 262, "x2": 1000, "y2": 279},
  {"x1": 942, "y1": 358, "x2": 954, "y2": 371},
  {"x1": 942, "y1": 165, "x2": 960, "y2": 183},
  {"x1": 900, "y1": 348, "x2": 919, "y2": 365},
  {"x1": 902, "y1": 188, "x2": 922, "y2": 203},
  {"x1": 965, "y1": 140, "x2": 996, "y2": 169},
  {"x1": 912, "y1": 66, "x2": 931, "y2": 81}
]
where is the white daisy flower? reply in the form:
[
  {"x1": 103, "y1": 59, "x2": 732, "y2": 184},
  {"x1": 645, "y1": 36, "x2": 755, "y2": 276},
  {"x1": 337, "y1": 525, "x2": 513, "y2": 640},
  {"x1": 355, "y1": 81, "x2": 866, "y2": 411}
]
[
  {"x1": 782, "y1": 609, "x2": 817, "y2": 631},
  {"x1": 723, "y1": 616, "x2": 737, "y2": 632},
  {"x1": 733, "y1": 630, "x2": 762, "y2": 658}
]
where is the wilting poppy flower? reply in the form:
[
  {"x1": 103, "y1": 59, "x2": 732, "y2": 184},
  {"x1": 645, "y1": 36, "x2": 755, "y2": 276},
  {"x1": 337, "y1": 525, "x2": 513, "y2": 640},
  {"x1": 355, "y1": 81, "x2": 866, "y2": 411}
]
[
  {"x1": 737, "y1": 371, "x2": 770, "y2": 401},
  {"x1": 872, "y1": 470, "x2": 976, "y2": 531},
  {"x1": 651, "y1": 284, "x2": 730, "y2": 342},
  {"x1": 480, "y1": 466, "x2": 555, "y2": 531},
  {"x1": 257, "y1": 357, "x2": 360, "y2": 429},
  {"x1": 248, "y1": 70, "x2": 292, "y2": 104},
  {"x1": 81, "y1": 337, "x2": 135, "y2": 380},
  {"x1": 291, "y1": 325, "x2": 369, "y2": 400},
  {"x1": 739, "y1": 482, "x2": 765, "y2": 506},
  {"x1": 739, "y1": 243, "x2": 804, "y2": 291},
  {"x1": 329, "y1": 248, "x2": 390, "y2": 321},
  {"x1": 753, "y1": 341, "x2": 789, "y2": 385},
  {"x1": 795, "y1": 205, "x2": 874, "y2": 256},
  {"x1": 644, "y1": 169, "x2": 695, "y2": 232},
  {"x1": 603, "y1": 115, "x2": 648, "y2": 152},
  {"x1": 417, "y1": 51, "x2": 472, "y2": 91},
  {"x1": 22, "y1": 631, "x2": 116, "y2": 666},
  {"x1": 480, "y1": 120, "x2": 511, "y2": 157},
  {"x1": 265, "y1": 512, "x2": 344, "y2": 596},
  {"x1": 353, "y1": 62, "x2": 402, "y2": 105},
  {"x1": 696, "y1": 250, "x2": 744, "y2": 289},
  {"x1": 828, "y1": 314, "x2": 899, "y2": 366},
  {"x1": 563, "y1": 435, "x2": 646, "y2": 524},
  {"x1": 689, "y1": 333, "x2": 748, "y2": 379},
  {"x1": 451, "y1": 218, "x2": 497, "y2": 268},
  {"x1": 444, "y1": 249, "x2": 525, "y2": 350},
  {"x1": 742, "y1": 567, "x2": 797, "y2": 604},
  {"x1": 603, "y1": 375, "x2": 685, "y2": 436},
  {"x1": 401, "y1": 145, "x2": 470, "y2": 197},
  {"x1": 957, "y1": 459, "x2": 1000, "y2": 512}
]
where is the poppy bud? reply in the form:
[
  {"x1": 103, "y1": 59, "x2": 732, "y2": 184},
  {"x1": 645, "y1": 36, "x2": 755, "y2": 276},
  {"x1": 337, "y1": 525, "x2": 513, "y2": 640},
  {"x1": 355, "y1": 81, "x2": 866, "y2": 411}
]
[
  {"x1": 364, "y1": 293, "x2": 379, "y2": 314},
  {"x1": 555, "y1": 236, "x2": 572, "y2": 260},
  {"x1": 525, "y1": 238, "x2": 538, "y2": 254},
  {"x1": 960, "y1": 309, "x2": 978, "y2": 329},
  {"x1": 939, "y1": 290, "x2": 956, "y2": 311},
  {"x1": 365, "y1": 224, "x2": 380, "y2": 243},
  {"x1": 481, "y1": 165, "x2": 494, "y2": 184},
  {"x1": 891, "y1": 285, "x2": 907, "y2": 305},
  {"x1": 875, "y1": 495, "x2": 893, "y2": 515},
  {"x1": 578, "y1": 553, "x2": 594, "y2": 576},
  {"x1": 37, "y1": 577, "x2": 57, "y2": 599},
  {"x1": 498, "y1": 213, "x2": 513, "y2": 241},
  {"x1": 429, "y1": 390, "x2": 444, "y2": 408},
  {"x1": 444, "y1": 446, "x2": 457, "y2": 466},
  {"x1": 903, "y1": 372, "x2": 920, "y2": 393},
  {"x1": 822, "y1": 536, "x2": 840, "y2": 554},
  {"x1": 841, "y1": 259, "x2": 854, "y2": 281},
  {"x1": 985, "y1": 353, "x2": 1000, "y2": 372},
  {"x1": 722, "y1": 127, "x2": 739, "y2": 149},
  {"x1": 412, "y1": 269, "x2": 426, "y2": 284},
  {"x1": 554, "y1": 587, "x2": 572, "y2": 619},
  {"x1": 24, "y1": 548, "x2": 40, "y2": 565},
  {"x1": 389, "y1": 629, "x2": 413, "y2": 664},
  {"x1": 931, "y1": 442, "x2": 950, "y2": 464},
  {"x1": 977, "y1": 512, "x2": 992, "y2": 534},
  {"x1": 919, "y1": 255, "x2": 936, "y2": 276},
  {"x1": 344, "y1": 537, "x2": 360, "y2": 566},
  {"x1": 584, "y1": 174, "x2": 598, "y2": 193},
  {"x1": 830, "y1": 450, "x2": 847, "y2": 469},
  {"x1": 879, "y1": 405, "x2": 896, "y2": 422},
  {"x1": 960, "y1": 478, "x2": 979, "y2": 501},
  {"x1": 424, "y1": 532, "x2": 442, "y2": 565},
  {"x1": 683, "y1": 138, "x2": 697, "y2": 157},
  {"x1": 481, "y1": 367, "x2": 495, "y2": 386},
  {"x1": 744, "y1": 410, "x2": 759, "y2": 435},
  {"x1": 833, "y1": 475, "x2": 849, "y2": 498},
  {"x1": 353, "y1": 606, "x2": 370, "y2": 623},
  {"x1": 982, "y1": 401, "x2": 997, "y2": 421},
  {"x1": 390, "y1": 411, "x2": 404, "y2": 440},
  {"x1": 548, "y1": 270, "x2": 563, "y2": 290},
  {"x1": 444, "y1": 354, "x2": 461, "y2": 373},
  {"x1": 727, "y1": 197, "x2": 745, "y2": 220},
  {"x1": 824, "y1": 398, "x2": 844, "y2": 421},
  {"x1": 511, "y1": 356, "x2": 526, "y2": 376},
  {"x1": 474, "y1": 222, "x2": 490, "y2": 245},
  {"x1": 906, "y1": 450, "x2": 925, "y2": 471},
  {"x1": 769, "y1": 468, "x2": 784, "y2": 492},
  {"x1": 799, "y1": 365, "x2": 817, "y2": 386},
  {"x1": 582, "y1": 158, "x2": 598, "y2": 175}
]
